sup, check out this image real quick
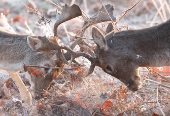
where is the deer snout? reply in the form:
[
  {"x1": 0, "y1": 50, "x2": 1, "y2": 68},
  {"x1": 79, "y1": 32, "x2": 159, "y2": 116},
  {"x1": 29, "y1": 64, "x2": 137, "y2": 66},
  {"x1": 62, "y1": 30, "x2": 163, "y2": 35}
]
[{"x1": 126, "y1": 75, "x2": 141, "y2": 92}]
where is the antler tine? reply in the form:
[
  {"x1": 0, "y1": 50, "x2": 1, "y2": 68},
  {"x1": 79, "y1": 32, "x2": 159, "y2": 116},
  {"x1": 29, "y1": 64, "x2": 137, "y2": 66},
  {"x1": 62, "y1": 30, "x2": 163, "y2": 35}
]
[
  {"x1": 82, "y1": 63, "x2": 96, "y2": 78},
  {"x1": 60, "y1": 45, "x2": 99, "y2": 77},
  {"x1": 69, "y1": 4, "x2": 116, "y2": 56},
  {"x1": 54, "y1": 4, "x2": 116, "y2": 77},
  {"x1": 60, "y1": 46, "x2": 94, "y2": 61},
  {"x1": 81, "y1": 4, "x2": 116, "y2": 36},
  {"x1": 53, "y1": 4, "x2": 82, "y2": 64},
  {"x1": 54, "y1": 4, "x2": 82, "y2": 37}
]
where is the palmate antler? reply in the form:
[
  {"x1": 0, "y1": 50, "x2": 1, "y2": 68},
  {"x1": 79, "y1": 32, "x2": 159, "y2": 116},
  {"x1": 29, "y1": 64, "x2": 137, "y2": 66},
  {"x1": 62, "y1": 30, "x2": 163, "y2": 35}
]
[
  {"x1": 54, "y1": 4, "x2": 82, "y2": 37},
  {"x1": 52, "y1": 4, "x2": 82, "y2": 64},
  {"x1": 53, "y1": 4, "x2": 116, "y2": 77}
]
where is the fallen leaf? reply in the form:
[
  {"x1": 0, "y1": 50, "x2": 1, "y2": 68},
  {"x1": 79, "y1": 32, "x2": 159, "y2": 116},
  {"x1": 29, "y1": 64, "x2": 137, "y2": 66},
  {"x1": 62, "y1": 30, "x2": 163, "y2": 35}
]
[
  {"x1": 101, "y1": 101, "x2": 113, "y2": 115},
  {"x1": 13, "y1": 15, "x2": 22, "y2": 22},
  {"x1": 152, "y1": 112, "x2": 159, "y2": 116},
  {"x1": 5, "y1": 78, "x2": 13, "y2": 88},
  {"x1": 0, "y1": 100, "x2": 5, "y2": 106},
  {"x1": 0, "y1": 10, "x2": 9, "y2": 16},
  {"x1": 119, "y1": 92, "x2": 125, "y2": 99},
  {"x1": 95, "y1": 104, "x2": 101, "y2": 107},
  {"x1": 3, "y1": 83, "x2": 11, "y2": 98},
  {"x1": 128, "y1": 100, "x2": 134, "y2": 108}
]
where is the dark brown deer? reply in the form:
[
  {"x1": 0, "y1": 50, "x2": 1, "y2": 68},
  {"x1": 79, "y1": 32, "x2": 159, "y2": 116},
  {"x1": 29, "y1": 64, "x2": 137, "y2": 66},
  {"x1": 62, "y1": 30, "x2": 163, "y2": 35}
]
[{"x1": 91, "y1": 20, "x2": 170, "y2": 91}]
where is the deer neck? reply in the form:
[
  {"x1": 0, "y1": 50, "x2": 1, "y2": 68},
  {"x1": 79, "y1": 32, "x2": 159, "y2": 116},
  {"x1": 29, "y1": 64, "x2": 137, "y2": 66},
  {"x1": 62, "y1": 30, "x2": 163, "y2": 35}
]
[{"x1": 106, "y1": 20, "x2": 170, "y2": 67}]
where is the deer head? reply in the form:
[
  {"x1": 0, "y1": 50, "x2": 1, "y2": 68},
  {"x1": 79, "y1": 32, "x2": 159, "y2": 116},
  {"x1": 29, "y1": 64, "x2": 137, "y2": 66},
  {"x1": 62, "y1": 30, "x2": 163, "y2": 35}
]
[
  {"x1": 23, "y1": 4, "x2": 82, "y2": 99},
  {"x1": 91, "y1": 27, "x2": 141, "y2": 91},
  {"x1": 22, "y1": 36, "x2": 65, "y2": 99}
]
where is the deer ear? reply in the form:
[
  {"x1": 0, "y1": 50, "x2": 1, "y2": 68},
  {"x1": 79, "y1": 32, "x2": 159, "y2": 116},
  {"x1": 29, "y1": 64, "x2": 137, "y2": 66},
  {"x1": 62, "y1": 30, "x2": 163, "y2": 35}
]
[
  {"x1": 92, "y1": 27, "x2": 107, "y2": 51},
  {"x1": 106, "y1": 23, "x2": 113, "y2": 33},
  {"x1": 27, "y1": 36, "x2": 42, "y2": 51}
]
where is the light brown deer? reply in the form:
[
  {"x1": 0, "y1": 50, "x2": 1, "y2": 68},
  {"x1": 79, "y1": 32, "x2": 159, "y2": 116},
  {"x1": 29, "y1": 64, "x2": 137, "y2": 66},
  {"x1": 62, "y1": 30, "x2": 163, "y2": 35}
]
[{"x1": 0, "y1": 4, "x2": 82, "y2": 105}]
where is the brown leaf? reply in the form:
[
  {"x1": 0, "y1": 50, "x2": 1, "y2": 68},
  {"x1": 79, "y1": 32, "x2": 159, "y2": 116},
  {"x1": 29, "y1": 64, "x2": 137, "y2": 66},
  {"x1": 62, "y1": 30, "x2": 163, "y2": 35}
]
[
  {"x1": 152, "y1": 67, "x2": 170, "y2": 76},
  {"x1": 3, "y1": 83, "x2": 11, "y2": 98},
  {"x1": 0, "y1": 10, "x2": 9, "y2": 16},
  {"x1": 152, "y1": 112, "x2": 159, "y2": 116},
  {"x1": 13, "y1": 15, "x2": 22, "y2": 22},
  {"x1": 95, "y1": 104, "x2": 101, "y2": 107},
  {"x1": 5, "y1": 78, "x2": 13, "y2": 88},
  {"x1": 117, "y1": 112, "x2": 128, "y2": 116},
  {"x1": 101, "y1": 101, "x2": 113, "y2": 115},
  {"x1": 24, "y1": 66, "x2": 44, "y2": 78},
  {"x1": 13, "y1": 15, "x2": 26, "y2": 27},
  {"x1": 119, "y1": 92, "x2": 125, "y2": 99},
  {"x1": 128, "y1": 100, "x2": 134, "y2": 108},
  {"x1": 0, "y1": 100, "x2": 5, "y2": 106}
]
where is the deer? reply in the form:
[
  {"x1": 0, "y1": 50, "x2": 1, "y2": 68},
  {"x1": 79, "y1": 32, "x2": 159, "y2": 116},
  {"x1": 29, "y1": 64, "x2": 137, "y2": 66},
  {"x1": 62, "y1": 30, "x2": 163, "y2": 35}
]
[
  {"x1": 90, "y1": 19, "x2": 170, "y2": 92},
  {"x1": 0, "y1": 4, "x2": 85, "y2": 105}
]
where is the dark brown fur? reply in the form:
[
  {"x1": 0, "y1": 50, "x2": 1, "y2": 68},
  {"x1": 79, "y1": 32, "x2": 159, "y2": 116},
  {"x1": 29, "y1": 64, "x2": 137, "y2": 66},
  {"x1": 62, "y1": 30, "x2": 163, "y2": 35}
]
[{"x1": 92, "y1": 20, "x2": 170, "y2": 91}]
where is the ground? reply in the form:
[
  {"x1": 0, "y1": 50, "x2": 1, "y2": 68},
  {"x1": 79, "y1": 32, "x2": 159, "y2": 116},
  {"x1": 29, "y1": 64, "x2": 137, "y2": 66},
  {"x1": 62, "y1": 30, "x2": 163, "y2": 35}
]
[{"x1": 0, "y1": 0, "x2": 170, "y2": 115}]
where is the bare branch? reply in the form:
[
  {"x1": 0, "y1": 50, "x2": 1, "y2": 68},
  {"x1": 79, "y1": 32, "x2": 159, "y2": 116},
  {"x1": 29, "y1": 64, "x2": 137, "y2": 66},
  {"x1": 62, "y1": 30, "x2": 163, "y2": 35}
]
[
  {"x1": 24, "y1": 65, "x2": 79, "y2": 70},
  {"x1": 46, "y1": 0, "x2": 62, "y2": 12},
  {"x1": 20, "y1": 1, "x2": 51, "y2": 25},
  {"x1": 81, "y1": 4, "x2": 116, "y2": 36},
  {"x1": 115, "y1": 0, "x2": 142, "y2": 25},
  {"x1": 69, "y1": 4, "x2": 116, "y2": 58}
]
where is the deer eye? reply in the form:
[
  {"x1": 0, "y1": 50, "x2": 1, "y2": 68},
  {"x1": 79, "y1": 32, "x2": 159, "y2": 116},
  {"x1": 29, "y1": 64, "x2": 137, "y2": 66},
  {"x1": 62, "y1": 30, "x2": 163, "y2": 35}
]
[
  {"x1": 106, "y1": 65, "x2": 112, "y2": 72},
  {"x1": 44, "y1": 64, "x2": 50, "y2": 73}
]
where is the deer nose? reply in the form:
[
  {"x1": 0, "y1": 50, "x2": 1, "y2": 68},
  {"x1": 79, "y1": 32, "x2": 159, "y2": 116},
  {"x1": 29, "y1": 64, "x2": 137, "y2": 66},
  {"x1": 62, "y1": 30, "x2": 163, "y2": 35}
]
[
  {"x1": 127, "y1": 81, "x2": 141, "y2": 92},
  {"x1": 131, "y1": 87, "x2": 138, "y2": 91}
]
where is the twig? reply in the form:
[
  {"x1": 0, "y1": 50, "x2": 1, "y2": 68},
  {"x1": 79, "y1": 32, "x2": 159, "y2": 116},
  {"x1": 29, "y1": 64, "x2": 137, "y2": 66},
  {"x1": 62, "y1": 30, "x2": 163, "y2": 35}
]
[
  {"x1": 99, "y1": 0, "x2": 115, "y2": 27},
  {"x1": 106, "y1": 0, "x2": 142, "y2": 37},
  {"x1": 115, "y1": 0, "x2": 142, "y2": 25},
  {"x1": 25, "y1": 22, "x2": 34, "y2": 35},
  {"x1": 145, "y1": 79, "x2": 170, "y2": 89},
  {"x1": 150, "y1": 9, "x2": 159, "y2": 26},
  {"x1": 24, "y1": 65, "x2": 80, "y2": 70},
  {"x1": 152, "y1": 0, "x2": 165, "y2": 22},
  {"x1": 156, "y1": 87, "x2": 166, "y2": 116},
  {"x1": 165, "y1": 1, "x2": 170, "y2": 14},
  {"x1": 146, "y1": 67, "x2": 170, "y2": 83},
  {"x1": 20, "y1": 1, "x2": 41, "y2": 16},
  {"x1": 46, "y1": 0, "x2": 62, "y2": 12},
  {"x1": 159, "y1": 0, "x2": 167, "y2": 21},
  {"x1": 20, "y1": 1, "x2": 51, "y2": 25},
  {"x1": 92, "y1": 97, "x2": 110, "y2": 116}
]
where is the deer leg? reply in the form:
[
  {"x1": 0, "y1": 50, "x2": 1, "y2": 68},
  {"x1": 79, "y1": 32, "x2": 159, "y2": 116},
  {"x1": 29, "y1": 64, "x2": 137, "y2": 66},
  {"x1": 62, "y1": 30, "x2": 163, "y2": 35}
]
[{"x1": 7, "y1": 71, "x2": 32, "y2": 105}]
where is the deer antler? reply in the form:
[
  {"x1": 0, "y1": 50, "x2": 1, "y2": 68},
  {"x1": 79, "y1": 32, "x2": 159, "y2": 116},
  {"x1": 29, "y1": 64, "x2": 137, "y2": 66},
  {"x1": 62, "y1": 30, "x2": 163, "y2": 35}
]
[
  {"x1": 60, "y1": 45, "x2": 99, "y2": 77},
  {"x1": 53, "y1": 4, "x2": 116, "y2": 77},
  {"x1": 52, "y1": 4, "x2": 82, "y2": 64},
  {"x1": 54, "y1": 4, "x2": 82, "y2": 37},
  {"x1": 70, "y1": 4, "x2": 116, "y2": 57}
]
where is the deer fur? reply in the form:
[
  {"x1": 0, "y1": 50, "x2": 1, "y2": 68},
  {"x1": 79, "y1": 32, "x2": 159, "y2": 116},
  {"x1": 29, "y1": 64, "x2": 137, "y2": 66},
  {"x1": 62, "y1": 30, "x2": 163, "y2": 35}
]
[
  {"x1": 92, "y1": 19, "x2": 170, "y2": 91},
  {"x1": 0, "y1": 30, "x2": 64, "y2": 105}
]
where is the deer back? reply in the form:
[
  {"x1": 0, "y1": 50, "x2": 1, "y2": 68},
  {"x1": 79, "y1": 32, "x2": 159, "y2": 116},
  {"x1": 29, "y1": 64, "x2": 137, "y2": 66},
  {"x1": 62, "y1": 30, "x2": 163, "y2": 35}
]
[{"x1": 0, "y1": 30, "x2": 65, "y2": 98}]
